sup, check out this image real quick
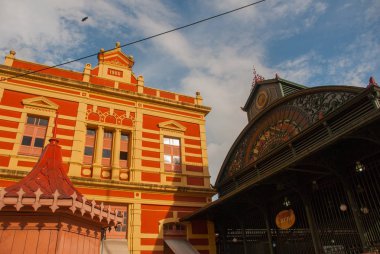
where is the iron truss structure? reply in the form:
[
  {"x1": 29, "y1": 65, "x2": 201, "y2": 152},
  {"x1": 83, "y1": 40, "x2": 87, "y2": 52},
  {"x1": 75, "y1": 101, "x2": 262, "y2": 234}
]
[{"x1": 183, "y1": 85, "x2": 380, "y2": 254}]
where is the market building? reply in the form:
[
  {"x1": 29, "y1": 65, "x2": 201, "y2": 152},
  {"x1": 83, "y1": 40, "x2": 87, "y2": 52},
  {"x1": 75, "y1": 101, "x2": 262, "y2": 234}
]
[
  {"x1": 0, "y1": 43, "x2": 215, "y2": 254},
  {"x1": 184, "y1": 75, "x2": 380, "y2": 254}
]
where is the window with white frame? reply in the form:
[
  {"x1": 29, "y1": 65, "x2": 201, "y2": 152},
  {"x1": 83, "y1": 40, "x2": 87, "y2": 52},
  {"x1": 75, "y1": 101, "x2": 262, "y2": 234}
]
[{"x1": 164, "y1": 137, "x2": 181, "y2": 172}]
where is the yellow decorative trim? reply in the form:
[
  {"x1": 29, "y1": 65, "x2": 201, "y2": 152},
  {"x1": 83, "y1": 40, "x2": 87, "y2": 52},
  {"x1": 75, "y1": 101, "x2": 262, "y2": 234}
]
[
  {"x1": 86, "y1": 108, "x2": 135, "y2": 127},
  {"x1": 22, "y1": 96, "x2": 59, "y2": 110},
  {"x1": 0, "y1": 87, "x2": 3, "y2": 102},
  {"x1": 0, "y1": 115, "x2": 21, "y2": 123},
  {"x1": 158, "y1": 120, "x2": 186, "y2": 132},
  {"x1": 0, "y1": 126, "x2": 18, "y2": 133},
  {"x1": 141, "y1": 156, "x2": 160, "y2": 162}
]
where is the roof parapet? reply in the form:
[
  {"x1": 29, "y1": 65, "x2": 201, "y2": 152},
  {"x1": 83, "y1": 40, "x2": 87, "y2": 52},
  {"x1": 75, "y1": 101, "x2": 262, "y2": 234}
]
[
  {"x1": 196, "y1": 91, "x2": 203, "y2": 105},
  {"x1": 4, "y1": 50, "x2": 16, "y2": 66},
  {"x1": 83, "y1": 63, "x2": 92, "y2": 82}
]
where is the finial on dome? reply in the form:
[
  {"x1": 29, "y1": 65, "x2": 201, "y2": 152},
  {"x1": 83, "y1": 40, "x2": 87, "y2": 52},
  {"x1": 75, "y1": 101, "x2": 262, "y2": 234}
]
[
  {"x1": 368, "y1": 76, "x2": 378, "y2": 87},
  {"x1": 252, "y1": 66, "x2": 265, "y2": 87}
]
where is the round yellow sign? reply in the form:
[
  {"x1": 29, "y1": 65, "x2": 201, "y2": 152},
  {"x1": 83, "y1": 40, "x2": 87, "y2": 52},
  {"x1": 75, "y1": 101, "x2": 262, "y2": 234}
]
[
  {"x1": 255, "y1": 91, "x2": 269, "y2": 109},
  {"x1": 275, "y1": 209, "x2": 296, "y2": 229}
]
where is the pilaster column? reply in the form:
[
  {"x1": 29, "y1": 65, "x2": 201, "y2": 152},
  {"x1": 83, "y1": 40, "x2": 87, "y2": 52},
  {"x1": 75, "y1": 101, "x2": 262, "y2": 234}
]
[
  {"x1": 112, "y1": 128, "x2": 121, "y2": 180},
  {"x1": 128, "y1": 203, "x2": 142, "y2": 254},
  {"x1": 131, "y1": 106, "x2": 142, "y2": 182},
  {"x1": 93, "y1": 125, "x2": 104, "y2": 178},
  {"x1": 199, "y1": 119, "x2": 210, "y2": 187},
  {"x1": 207, "y1": 221, "x2": 217, "y2": 254},
  {"x1": 69, "y1": 102, "x2": 87, "y2": 177}
]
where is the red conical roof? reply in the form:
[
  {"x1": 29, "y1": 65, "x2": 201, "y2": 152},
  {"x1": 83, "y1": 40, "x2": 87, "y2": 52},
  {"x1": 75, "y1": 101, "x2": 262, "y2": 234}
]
[
  {"x1": 1, "y1": 137, "x2": 122, "y2": 226},
  {"x1": 5, "y1": 138, "x2": 82, "y2": 199}
]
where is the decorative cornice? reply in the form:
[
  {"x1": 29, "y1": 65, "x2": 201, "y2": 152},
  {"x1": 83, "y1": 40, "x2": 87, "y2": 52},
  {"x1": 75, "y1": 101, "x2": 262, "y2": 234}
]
[
  {"x1": 0, "y1": 169, "x2": 215, "y2": 195},
  {"x1": 0, "y1": 65, "x2": 211, "y2": 115}
]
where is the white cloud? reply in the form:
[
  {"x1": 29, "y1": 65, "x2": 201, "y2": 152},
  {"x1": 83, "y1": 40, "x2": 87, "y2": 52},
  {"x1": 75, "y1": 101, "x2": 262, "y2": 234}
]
[
  {"x1": 304, "y1": 3, "x2": 327, "y2": 28},
  {"x1": 207, "y1": 141, "x2": 235, "y2": 185},
  {"x1": 327, "y1": 32, "x2": 380, "y2": 86},
  {"x1": 0, "y1": 0, "x2": 87, "y2": 64},
  {"x1": 276, "y1": 52, "x2": 322, "y2": 84},
  {"x1": 364, "y1": 1, "x2": 380, "y2": 23}
]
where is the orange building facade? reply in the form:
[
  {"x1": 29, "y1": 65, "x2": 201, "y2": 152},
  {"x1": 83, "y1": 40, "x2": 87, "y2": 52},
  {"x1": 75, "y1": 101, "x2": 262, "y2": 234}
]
[{"x1": 0, "y1": 43, "x2": 215, "y2": 254}]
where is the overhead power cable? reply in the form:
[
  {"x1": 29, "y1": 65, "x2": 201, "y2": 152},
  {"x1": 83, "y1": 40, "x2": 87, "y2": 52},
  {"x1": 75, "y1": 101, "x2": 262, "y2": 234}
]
[{"x1": 2, "y1": 0, "x2": 266, "y2": 81}]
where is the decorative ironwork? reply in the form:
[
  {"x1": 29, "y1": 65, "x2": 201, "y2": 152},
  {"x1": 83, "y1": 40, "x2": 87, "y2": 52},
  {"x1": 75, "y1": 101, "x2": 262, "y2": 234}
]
[
  {"x1": 288, "y1": 91, "x2": 357, "y2": 123},
  {"x1": 225, "y1": 90, "x2": 358, "y2": 178},
  {"x1": 227, "y1": 137, "x2": 249, "y2": 176},
  {"x1": 216, "y1": 157, "x2": 380, "y2": 254},
  {"x1": 247, "y1": 106, "x2": 307, "y2": 162}
]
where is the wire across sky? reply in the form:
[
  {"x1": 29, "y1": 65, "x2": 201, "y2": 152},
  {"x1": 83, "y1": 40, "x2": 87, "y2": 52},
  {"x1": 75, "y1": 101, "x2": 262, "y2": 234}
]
[{"x1": 2, "y1": 0, "x2": 266, "y2": 81}]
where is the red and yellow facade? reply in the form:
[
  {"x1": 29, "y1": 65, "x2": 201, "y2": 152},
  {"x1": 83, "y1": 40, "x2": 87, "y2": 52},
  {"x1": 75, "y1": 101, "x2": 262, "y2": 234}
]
[{"x1": 0, "y1": 43, "x2": 215, "y2": 254}]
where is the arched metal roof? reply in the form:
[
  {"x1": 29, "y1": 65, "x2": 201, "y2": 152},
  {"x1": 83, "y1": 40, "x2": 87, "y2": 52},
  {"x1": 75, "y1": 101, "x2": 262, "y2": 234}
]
[{"x1": 216, "y1": 86, "x2": 364, "y2": 187}]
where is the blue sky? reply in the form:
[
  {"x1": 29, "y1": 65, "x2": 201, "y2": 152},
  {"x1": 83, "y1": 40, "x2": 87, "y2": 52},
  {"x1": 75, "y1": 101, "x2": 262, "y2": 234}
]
[{"x1": 1, "y1": 0, "x2": 379, "y2": 184}]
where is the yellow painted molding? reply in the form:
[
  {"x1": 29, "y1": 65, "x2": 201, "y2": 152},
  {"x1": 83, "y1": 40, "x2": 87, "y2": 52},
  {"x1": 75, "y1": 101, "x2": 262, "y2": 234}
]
[
  {"x1": 158, "y1": 120, "x2": 187, "y2": 132},
  {"x1": 22, "y1": 96, "x2": 59, "y2": 110},
  {"x1": 0, "y1": 115, "x2": 24, "y2": 123},
  {"x1": 0, "y1": 66, "x2": 211, "y2": 116},
  {"x1": 141, "y1": 156, "x2": 160, "y2": 162}
]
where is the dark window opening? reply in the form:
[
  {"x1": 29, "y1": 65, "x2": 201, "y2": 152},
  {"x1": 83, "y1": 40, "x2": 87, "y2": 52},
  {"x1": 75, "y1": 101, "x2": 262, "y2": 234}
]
[
  {"x1": 34, "y1": 138, "x2": 44, "y2": 147},
  {"x1": 22, "y1": 136, "x2": 32, "y2": 146}
]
